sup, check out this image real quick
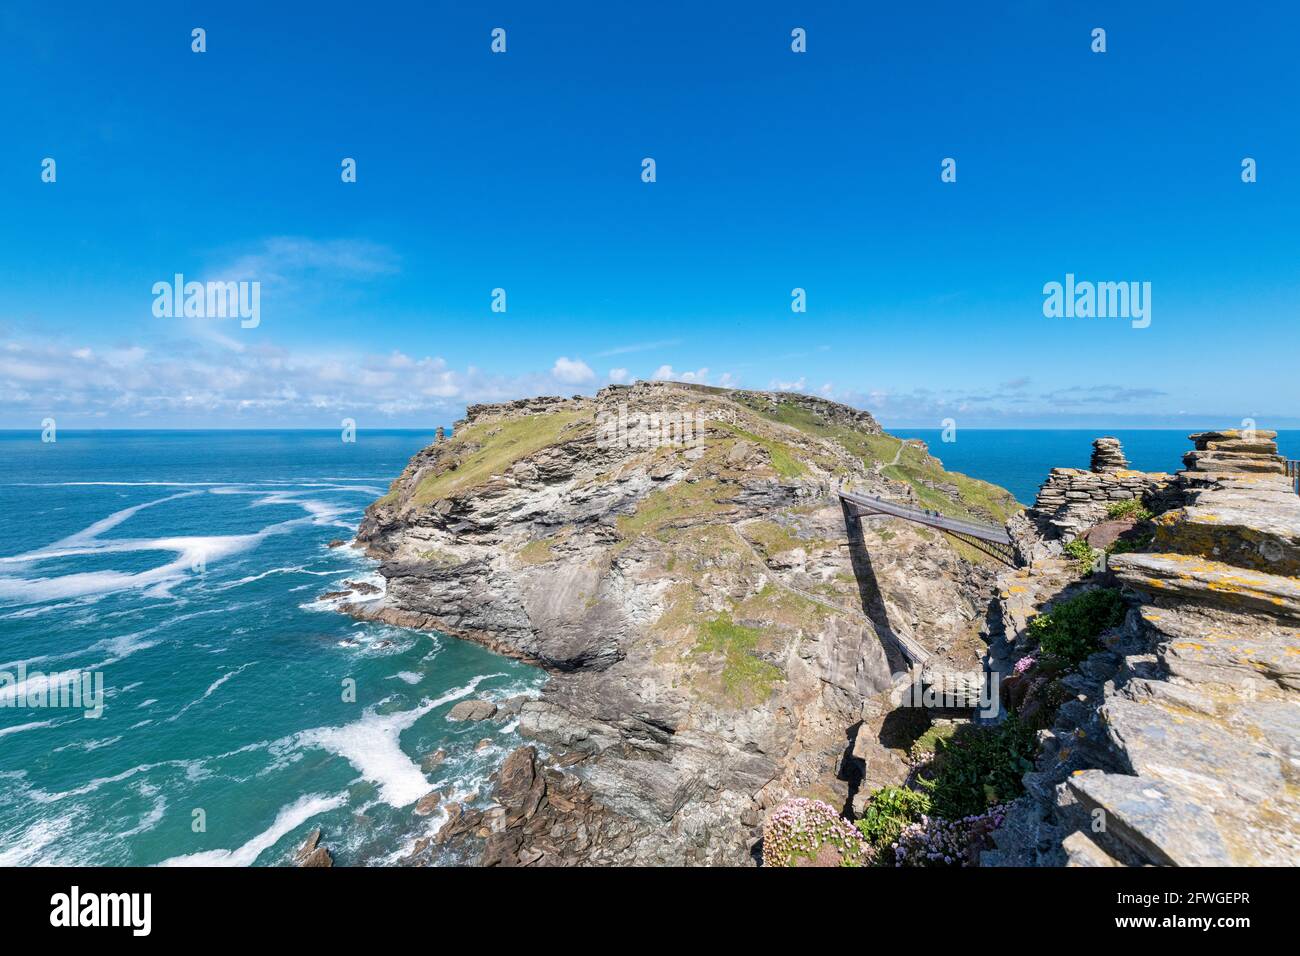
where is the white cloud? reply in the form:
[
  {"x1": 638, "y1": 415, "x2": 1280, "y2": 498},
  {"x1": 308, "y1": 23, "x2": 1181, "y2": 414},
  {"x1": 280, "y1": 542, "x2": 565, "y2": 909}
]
[
  {"x1": 0, "y1": 334, "x2": 613, "y2": 426},
  {"x1": 771, "y1": 376, "x2": 807, "y2": 392},
  {"x1": 607, "y1": 367, "x2": 629, "y2": 383},
  {"x1": 652, "y1": 365, "x2": 709, "y2": 384},
  {"x1": 551, "y1": 356, "x2": 595, "y2": 384},
  {"x1": 218, "y1": 237, "x2": 400, "y2": 286}
]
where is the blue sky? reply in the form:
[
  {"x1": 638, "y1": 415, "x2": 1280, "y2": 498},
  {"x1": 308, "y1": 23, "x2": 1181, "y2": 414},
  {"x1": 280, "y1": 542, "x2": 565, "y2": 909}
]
[{"x1": 2, "y1": 1, "x2": 1297, "y2": 428}]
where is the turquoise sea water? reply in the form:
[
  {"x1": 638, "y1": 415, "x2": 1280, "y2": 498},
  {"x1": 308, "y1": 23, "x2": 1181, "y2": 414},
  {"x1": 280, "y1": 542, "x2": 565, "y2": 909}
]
[
  {"x1": 0, "y1": 431, "x2": 542, "y2": 866},
  {"x1": 1, "y1": 427, "x2": 1295, "y2": 866}
]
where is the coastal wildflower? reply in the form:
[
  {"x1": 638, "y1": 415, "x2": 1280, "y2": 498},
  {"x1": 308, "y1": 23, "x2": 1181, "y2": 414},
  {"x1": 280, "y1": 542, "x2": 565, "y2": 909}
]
[
  {"x1": 887, "y1": 805, "x2": 1007, "y2": 867},
  {"x1": 762, "y1": 798, "x2": 872, "y2": 867}
]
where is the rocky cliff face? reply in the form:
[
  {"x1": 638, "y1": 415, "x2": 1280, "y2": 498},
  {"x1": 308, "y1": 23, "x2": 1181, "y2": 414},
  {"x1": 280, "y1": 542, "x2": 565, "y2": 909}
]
[
  {"x1": 349, "y1": 381, "x2": 1020, "y2": 864},
  {"x1": 990, "y1": 430, "x2": 1300, "y2": 867}
]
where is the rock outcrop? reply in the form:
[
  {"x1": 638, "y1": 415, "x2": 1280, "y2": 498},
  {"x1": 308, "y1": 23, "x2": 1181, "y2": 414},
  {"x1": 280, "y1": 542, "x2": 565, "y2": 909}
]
[
  {"x1": 992, "y1": 429, "x2": 1300, "y2": 867},
  {"x1": 1089, "y1": 436, "x2": 1129, "y2": 473},
  {"x1": 1183, "y1": 428, "x2": 1288, "y2": 474},
  {"x1": 294, "y1": 828, "x2": 334, "y2": 867},
  {"x1": 1015, "y1": 437, "x2": 1173, "y2": 551},
  {"x1": 350, "y1": 381, "x2": 1020, "y2": 864},
  {"x1": 446, "y1": 700, "x2": 498, "y2": 722}
]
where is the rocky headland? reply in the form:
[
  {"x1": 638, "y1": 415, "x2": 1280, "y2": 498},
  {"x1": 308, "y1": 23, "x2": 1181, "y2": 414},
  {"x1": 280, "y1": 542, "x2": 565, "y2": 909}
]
[{"x1": 346, "y1": 387, "x2": 1299, "y2": 867}]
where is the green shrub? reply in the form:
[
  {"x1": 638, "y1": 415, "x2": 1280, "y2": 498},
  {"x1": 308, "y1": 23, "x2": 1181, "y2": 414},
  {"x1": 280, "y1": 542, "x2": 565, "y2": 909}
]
[
  {"x1": 1107, "y1": 529, "x2": 1154, "y2": 555},
  {"x1": 856, "y1": 786, "x2": 931, "y2": 858},
  {"x1": 1063, "y1": 537, "x2": 1100, "y2": 576},
  {"x1": 1028, "y1": 588, "x2": 1126, "y2": 667},
  {"x1": 920, "y1": 718, "x2": 1038, "y2": 820},
  {"x1": 1105, "y1": 499, "x2": 1152, "y2": 522}
]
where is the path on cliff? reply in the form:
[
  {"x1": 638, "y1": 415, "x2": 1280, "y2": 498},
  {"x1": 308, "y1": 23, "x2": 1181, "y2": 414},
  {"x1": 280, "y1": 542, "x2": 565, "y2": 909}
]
[{"x1": 871, "y1": 439, "x2": 906, "y2": 475}]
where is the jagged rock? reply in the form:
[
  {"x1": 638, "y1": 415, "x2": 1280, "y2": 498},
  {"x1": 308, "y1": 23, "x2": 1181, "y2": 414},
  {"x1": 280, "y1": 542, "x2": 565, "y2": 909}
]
[
  {"x1": 496, "y1": 695, "x2": 530, "y2": 718},
  {"x1": 1061, "y1": 830, "x2": 1122, "y2": 867},
  {"x1": 446, "y1": 700, "x2": 498, "y2": 722},
  {"x1": 1189, "y1": 428, "x2": 1278, "y2": 445},
  {"x1": 498, "y1": 747, "x2": 547, "y2": 823},
  {"x1": 1141, "y1": 604, "x2": 1300, "y2": 692},
  {"x1": 421, "y1": 748, "x2": 448, "y2": 771},
  {"x1": 414, "y1": 791, "x2": 443, "y2": 816},
  {"x1": 1067, "y1": 771, "x2": 1233, "y2": 866},
  {"x1": 1153, "y1": 502, "x2": 1300, "y2": 576},
  {"x1": 294, "y1": 828, "x2": 334, "y2": 867}
]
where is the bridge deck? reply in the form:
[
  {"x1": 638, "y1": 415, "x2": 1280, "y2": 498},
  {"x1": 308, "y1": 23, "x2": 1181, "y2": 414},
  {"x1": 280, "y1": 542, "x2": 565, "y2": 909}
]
[{"x1": 838, "y1": 490, "x2": 1013, "y2": 545}]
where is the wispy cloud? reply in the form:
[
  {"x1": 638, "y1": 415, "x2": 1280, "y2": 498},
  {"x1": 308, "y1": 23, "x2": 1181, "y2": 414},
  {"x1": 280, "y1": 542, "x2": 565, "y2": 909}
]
[
  {"x1": 215, "y1": 237, "x2": 400, "y2": 287},
  {"x1": 0, "y1": 334, "x2": 606, "y2": 426},
  {"x1": 595, "y1": 339, "x2": 682, "y2": 357}
]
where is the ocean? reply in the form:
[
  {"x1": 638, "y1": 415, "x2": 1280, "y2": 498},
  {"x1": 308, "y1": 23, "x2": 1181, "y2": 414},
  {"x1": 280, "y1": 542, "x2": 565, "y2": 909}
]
[
  {"x1": 0, "y1": 431, "x2": 542, "y2": 866},
  {"x1": 1, "y1": 427, "x2": 1295, "y2": 866}
]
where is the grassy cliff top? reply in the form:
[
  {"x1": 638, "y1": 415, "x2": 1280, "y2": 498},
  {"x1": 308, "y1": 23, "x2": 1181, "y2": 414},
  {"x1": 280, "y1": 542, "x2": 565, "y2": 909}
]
[{"x1": 376, "y1": 380, "x2": 1020, "y2": 528}]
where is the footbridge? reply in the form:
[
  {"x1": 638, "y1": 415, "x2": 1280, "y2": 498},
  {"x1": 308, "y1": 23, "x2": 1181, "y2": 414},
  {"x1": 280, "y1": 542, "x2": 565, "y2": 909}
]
[{"x1": 838, "y1": 489, "x2": 1018, "y2": 567}]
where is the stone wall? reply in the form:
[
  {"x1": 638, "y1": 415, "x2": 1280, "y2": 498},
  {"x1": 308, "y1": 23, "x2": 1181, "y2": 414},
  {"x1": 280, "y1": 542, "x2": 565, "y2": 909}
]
[{"x1": 1022, "y1": 438, "x2": 1172, "y2": 543}]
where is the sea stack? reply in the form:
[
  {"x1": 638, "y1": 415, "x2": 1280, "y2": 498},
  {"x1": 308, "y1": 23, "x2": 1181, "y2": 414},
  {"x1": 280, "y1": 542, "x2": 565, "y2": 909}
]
[
  {"x1": 435, "y1": 425, "x2": 446, "y2": 443},
  {"x1": 1089, "y1": 436, "x2": 1129, "y2": 473}
]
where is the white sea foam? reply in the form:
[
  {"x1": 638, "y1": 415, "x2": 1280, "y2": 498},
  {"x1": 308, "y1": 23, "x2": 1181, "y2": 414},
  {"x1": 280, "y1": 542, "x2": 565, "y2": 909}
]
[
  {"x1": 157, "y1": 791, "x2": 347, "y2": 867},
  {"x1": 0, "y1": 719, "x2": 58, "y2": 738},
  {"x1": 0, "y1": 813, "x2": 75, "y2": 865},
  {"x1": 118, "y1": 791, "x2": 168, "y2": 840},
  {"x1": 167, "y1": 662, "x2": 255, "y2": 723},
  {"x1": 295, "y1": 674, "x2": 503, "y2": 808},
  {"x1": 0, "y1": 484, "x2": 359, "y2": 607}
]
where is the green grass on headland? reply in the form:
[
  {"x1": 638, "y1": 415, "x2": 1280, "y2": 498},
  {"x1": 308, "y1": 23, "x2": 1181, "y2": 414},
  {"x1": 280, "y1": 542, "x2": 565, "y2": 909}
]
[
  {"x1": 691, "y1": 611, "x2": 784, "y2": 706},
  {"x1": 396, "y1": 410, "x2": 589, "y2": 506}
]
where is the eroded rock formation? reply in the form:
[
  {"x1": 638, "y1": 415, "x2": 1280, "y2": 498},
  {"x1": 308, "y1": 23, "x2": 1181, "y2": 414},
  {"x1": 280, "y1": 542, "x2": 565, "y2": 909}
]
[
  {"x1": 348, "y1": 381, "x2": 1019, "y2": 864},
  {"x1": 992, "y1": 429, "x2": 1300, "y2": 866}
]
